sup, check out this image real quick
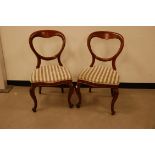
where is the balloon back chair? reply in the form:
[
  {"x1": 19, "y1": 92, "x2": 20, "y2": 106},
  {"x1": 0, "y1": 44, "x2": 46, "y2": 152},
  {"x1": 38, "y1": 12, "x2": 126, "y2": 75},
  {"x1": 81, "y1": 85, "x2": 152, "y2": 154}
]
[
  {"x1": 29, "y1": 30, "x2": 74, "y2": 112},
  {"x1": 75, "y1": 31, "x2": 124, "y2": 115}
]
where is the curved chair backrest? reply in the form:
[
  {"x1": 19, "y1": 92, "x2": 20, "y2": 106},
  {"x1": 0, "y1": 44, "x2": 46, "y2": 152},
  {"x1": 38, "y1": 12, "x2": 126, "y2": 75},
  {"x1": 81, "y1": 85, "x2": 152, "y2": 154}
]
[
  {"x1": 87, "y1": 31, "x2": 124, "y2": 70},
  {"x1": 29, "y1": 30, "x2": 66, "y2": 68}
]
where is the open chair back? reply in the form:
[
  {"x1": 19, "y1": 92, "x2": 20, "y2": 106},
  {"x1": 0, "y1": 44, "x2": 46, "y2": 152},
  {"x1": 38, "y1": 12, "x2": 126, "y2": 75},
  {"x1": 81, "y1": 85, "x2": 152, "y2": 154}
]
[
  {"x1": 87, "y1": 31, "x2": 124, "y2": 70},
  {"x1": 29, "y1": 30, "x2": 66, "y2": 68}
]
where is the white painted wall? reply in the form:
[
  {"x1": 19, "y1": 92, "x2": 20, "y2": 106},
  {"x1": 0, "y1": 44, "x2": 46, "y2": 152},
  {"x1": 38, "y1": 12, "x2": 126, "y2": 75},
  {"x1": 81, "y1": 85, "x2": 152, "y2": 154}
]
[
  {"x1": 0, "y1": 34, "x2": 7, "y2": 89},
  {"x1": 0, "y1": 26, "x2": 155, "y2": 83}
]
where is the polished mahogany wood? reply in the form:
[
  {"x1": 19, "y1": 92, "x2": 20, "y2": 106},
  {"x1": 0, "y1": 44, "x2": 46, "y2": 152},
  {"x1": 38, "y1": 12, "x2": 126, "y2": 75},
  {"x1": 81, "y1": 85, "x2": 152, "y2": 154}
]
[
  {"x1": 76, "y1": 31, "x2": 124, "y2": 115},
  {"x1": 87, "y1": 31, "x2": 124, "y2": 70},
  {"x1": 29, "y1": 30, "x2": 66, "y2": 68},
  {"x1": 29, "y1": 30, "x2": 73, "y2": 112}
]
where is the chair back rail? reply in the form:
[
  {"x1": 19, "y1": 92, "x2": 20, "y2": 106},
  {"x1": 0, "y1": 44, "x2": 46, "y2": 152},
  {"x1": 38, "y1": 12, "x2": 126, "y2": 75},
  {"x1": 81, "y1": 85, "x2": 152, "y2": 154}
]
[
  {"x1": 29, "y1": 30, "x2": 66, "y2": 68},
  {"x1": 87, "y1": 31, "x2": 124, "y2": 70}
]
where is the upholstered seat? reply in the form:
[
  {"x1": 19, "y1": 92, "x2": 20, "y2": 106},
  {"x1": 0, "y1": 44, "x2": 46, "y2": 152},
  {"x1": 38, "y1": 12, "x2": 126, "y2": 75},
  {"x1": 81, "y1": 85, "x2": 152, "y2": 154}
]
[
  {"x1": 31, "y1": 65, "x2": 72, "y2": 83},
  {"x1": 78, "y1": 65, "x2": 119, "y2": 85}
]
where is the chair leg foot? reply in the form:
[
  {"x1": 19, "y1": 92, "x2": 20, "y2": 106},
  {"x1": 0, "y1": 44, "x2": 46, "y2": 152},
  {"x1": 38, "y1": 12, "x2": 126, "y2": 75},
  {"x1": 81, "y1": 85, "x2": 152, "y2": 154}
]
[
  {"x1": 30, "y1": 84, "x2": 37, "y2": 112},
  {"x1": 111, "y1": 88, "x2": 119, "y2": 115},
  {"x1": 76, "y1": 104, "x2": 81, "y2": 108},
  {"x1": 111, "y1": 111, "x2": 116, "y2": 115},
  {"x1": 69, "y1": 104, "x2": 74, "y2": 108},
  {"x1": 32, "y1": 107, "x2": 37, "y2": 112},
  {"x1": 68, "y1": 82, "x2": 74, "y2": 108},
  {"x1": 75, "y1": 83, "x2": 81, "y2": 108}
]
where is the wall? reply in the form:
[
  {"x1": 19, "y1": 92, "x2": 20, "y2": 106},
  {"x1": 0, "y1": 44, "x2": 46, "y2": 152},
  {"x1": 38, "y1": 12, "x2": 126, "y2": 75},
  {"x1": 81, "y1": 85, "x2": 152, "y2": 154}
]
[
  {"x1": 0, "y1": 35, "x2": 7, "y2": 89},
  {"x1": 0, "y1": 26, "x2": 155, "y2": 83}
]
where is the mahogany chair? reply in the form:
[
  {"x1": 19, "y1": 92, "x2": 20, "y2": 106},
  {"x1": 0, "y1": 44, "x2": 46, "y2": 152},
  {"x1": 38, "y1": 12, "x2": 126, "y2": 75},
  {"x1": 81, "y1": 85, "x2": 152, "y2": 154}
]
[
  {"x1": 75, "y1": 31, "x2": 124, "y2": 115},
  {"x1": 29, "y1": 30, "x2": 74, "y2": 112}
]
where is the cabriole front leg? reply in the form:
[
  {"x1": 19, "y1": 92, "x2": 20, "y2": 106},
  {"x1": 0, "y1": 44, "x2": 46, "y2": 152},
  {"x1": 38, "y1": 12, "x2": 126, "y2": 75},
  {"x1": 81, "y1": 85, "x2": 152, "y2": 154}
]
[
  {"x1": 30, "y1": 84, "x2": 37, "y2": 112},
  {"x1": 111, "y1": 88, "x2": 119, "y2": 115}
]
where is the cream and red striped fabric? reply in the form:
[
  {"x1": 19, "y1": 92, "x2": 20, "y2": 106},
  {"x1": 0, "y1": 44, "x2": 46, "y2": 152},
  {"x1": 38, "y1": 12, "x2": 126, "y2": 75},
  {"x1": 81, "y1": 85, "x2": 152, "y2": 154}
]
[
  {"x1": 78, "y1": 65, "x2": 119, "y2": 85},
  {"x1": 30, "y1": 65, "x2": 72, "y2": 83}
]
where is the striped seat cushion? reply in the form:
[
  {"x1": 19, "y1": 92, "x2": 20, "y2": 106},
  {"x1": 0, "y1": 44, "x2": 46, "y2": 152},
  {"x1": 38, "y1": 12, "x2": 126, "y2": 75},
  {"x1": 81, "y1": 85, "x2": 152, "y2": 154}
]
[
  {"x1": 30, "y1": 65, "x2": 72, "y2": 83},
  {"x1": 78, "y1": 65, "x2": 119, "y2": 85}
]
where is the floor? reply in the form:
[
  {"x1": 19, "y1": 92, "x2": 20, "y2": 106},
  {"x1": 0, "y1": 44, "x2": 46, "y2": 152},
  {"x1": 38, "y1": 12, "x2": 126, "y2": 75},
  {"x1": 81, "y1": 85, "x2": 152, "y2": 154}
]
[{"x1": 0, "y1": 86, "x2": 155, "y2": 129}]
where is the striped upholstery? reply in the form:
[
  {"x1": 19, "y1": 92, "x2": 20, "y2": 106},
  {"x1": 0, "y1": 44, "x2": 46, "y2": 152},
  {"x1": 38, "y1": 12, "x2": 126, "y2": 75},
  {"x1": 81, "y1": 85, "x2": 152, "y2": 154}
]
[
  {"x1": 30, "y1": 65, "x2": 72, "y2": 83},
  {"x1": 78, "y1": 65, "x2": 119, "y2": 85}
]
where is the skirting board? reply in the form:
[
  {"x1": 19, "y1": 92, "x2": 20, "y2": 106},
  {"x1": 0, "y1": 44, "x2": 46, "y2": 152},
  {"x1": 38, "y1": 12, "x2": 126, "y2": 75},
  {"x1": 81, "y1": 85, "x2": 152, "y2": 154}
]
[{"x1": 7, "y1": 80, "x2": 155, "y2": 89}]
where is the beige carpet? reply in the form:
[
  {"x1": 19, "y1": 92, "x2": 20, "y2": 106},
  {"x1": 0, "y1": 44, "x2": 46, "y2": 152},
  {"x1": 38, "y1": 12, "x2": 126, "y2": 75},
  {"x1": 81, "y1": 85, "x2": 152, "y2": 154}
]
[{"x1": 0, "y1": 86, "x2": 155, "y2": 129}]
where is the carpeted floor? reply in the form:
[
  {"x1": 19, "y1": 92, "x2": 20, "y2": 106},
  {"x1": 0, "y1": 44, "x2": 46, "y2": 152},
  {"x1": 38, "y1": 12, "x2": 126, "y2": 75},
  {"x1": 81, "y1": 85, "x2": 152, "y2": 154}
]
[{"x1": 0, "y1": 86, "x2": 155, "y2": 128}]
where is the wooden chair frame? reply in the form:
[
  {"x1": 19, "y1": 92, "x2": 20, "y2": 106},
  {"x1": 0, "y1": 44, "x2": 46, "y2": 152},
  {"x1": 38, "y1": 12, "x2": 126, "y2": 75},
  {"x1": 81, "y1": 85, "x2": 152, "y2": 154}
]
[
  {"x1": 29, "y1": 30, "x2": 74, "y2": 112},
  {"x1": 75, "y1": 31, "x2": 124, "y2": 115}
]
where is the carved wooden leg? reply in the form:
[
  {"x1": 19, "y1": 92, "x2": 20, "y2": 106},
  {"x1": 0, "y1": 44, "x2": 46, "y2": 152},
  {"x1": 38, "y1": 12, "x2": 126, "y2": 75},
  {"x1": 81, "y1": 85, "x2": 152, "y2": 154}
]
[
  {"x1": 89, "y1": 87, "x2": 92, "y2": 93},
  {"x1": 111, "y1": 88, "x2": 119, "y2": 115},
  {"x1": 30, "y1": 84, "x2": 37, "y2": 112},
  {"x1": 111, "y1": 88, "x2": 114, "y2": 97},
  {"x1": 68, "y1": 82, "x2": 74, "y2": 108},
  {"x1": 39, "y1": 86, "x2": 42, "y2": 94},
  {"x1": 75, "y1": 83, "x2": 81, "y2": 108},
  {"x1": 61, "y1": 87, "x2": 64, "y2": 93}
]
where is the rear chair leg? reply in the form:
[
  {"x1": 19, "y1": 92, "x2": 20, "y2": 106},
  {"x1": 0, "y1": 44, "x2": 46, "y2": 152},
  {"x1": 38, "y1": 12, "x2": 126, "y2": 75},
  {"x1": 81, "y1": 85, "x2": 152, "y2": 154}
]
[
  {"x1": 89, "y1": 87, "x2": 92, "y2": 93},
  {"x1": 39, "y1": 86, "x2": 42, "y2": 94},
  {"x1": 68, "y1": 82, "x2": 74, "y2": 108},
  {"x1": 75, "y1": 83, "x2": 81, "y2": 108},
  {"x1": 61, "y1": 87, "x2": 64, "y2": 93},
  {"x1": 30, "y1": 84, "x2": 37, "y2": 112},
  {"x1": 111, "y1": 88, "x2": 119, "y2": 115},
  {"x1": 111, "y1": 88, "x2": 114, "y2": 97}
]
